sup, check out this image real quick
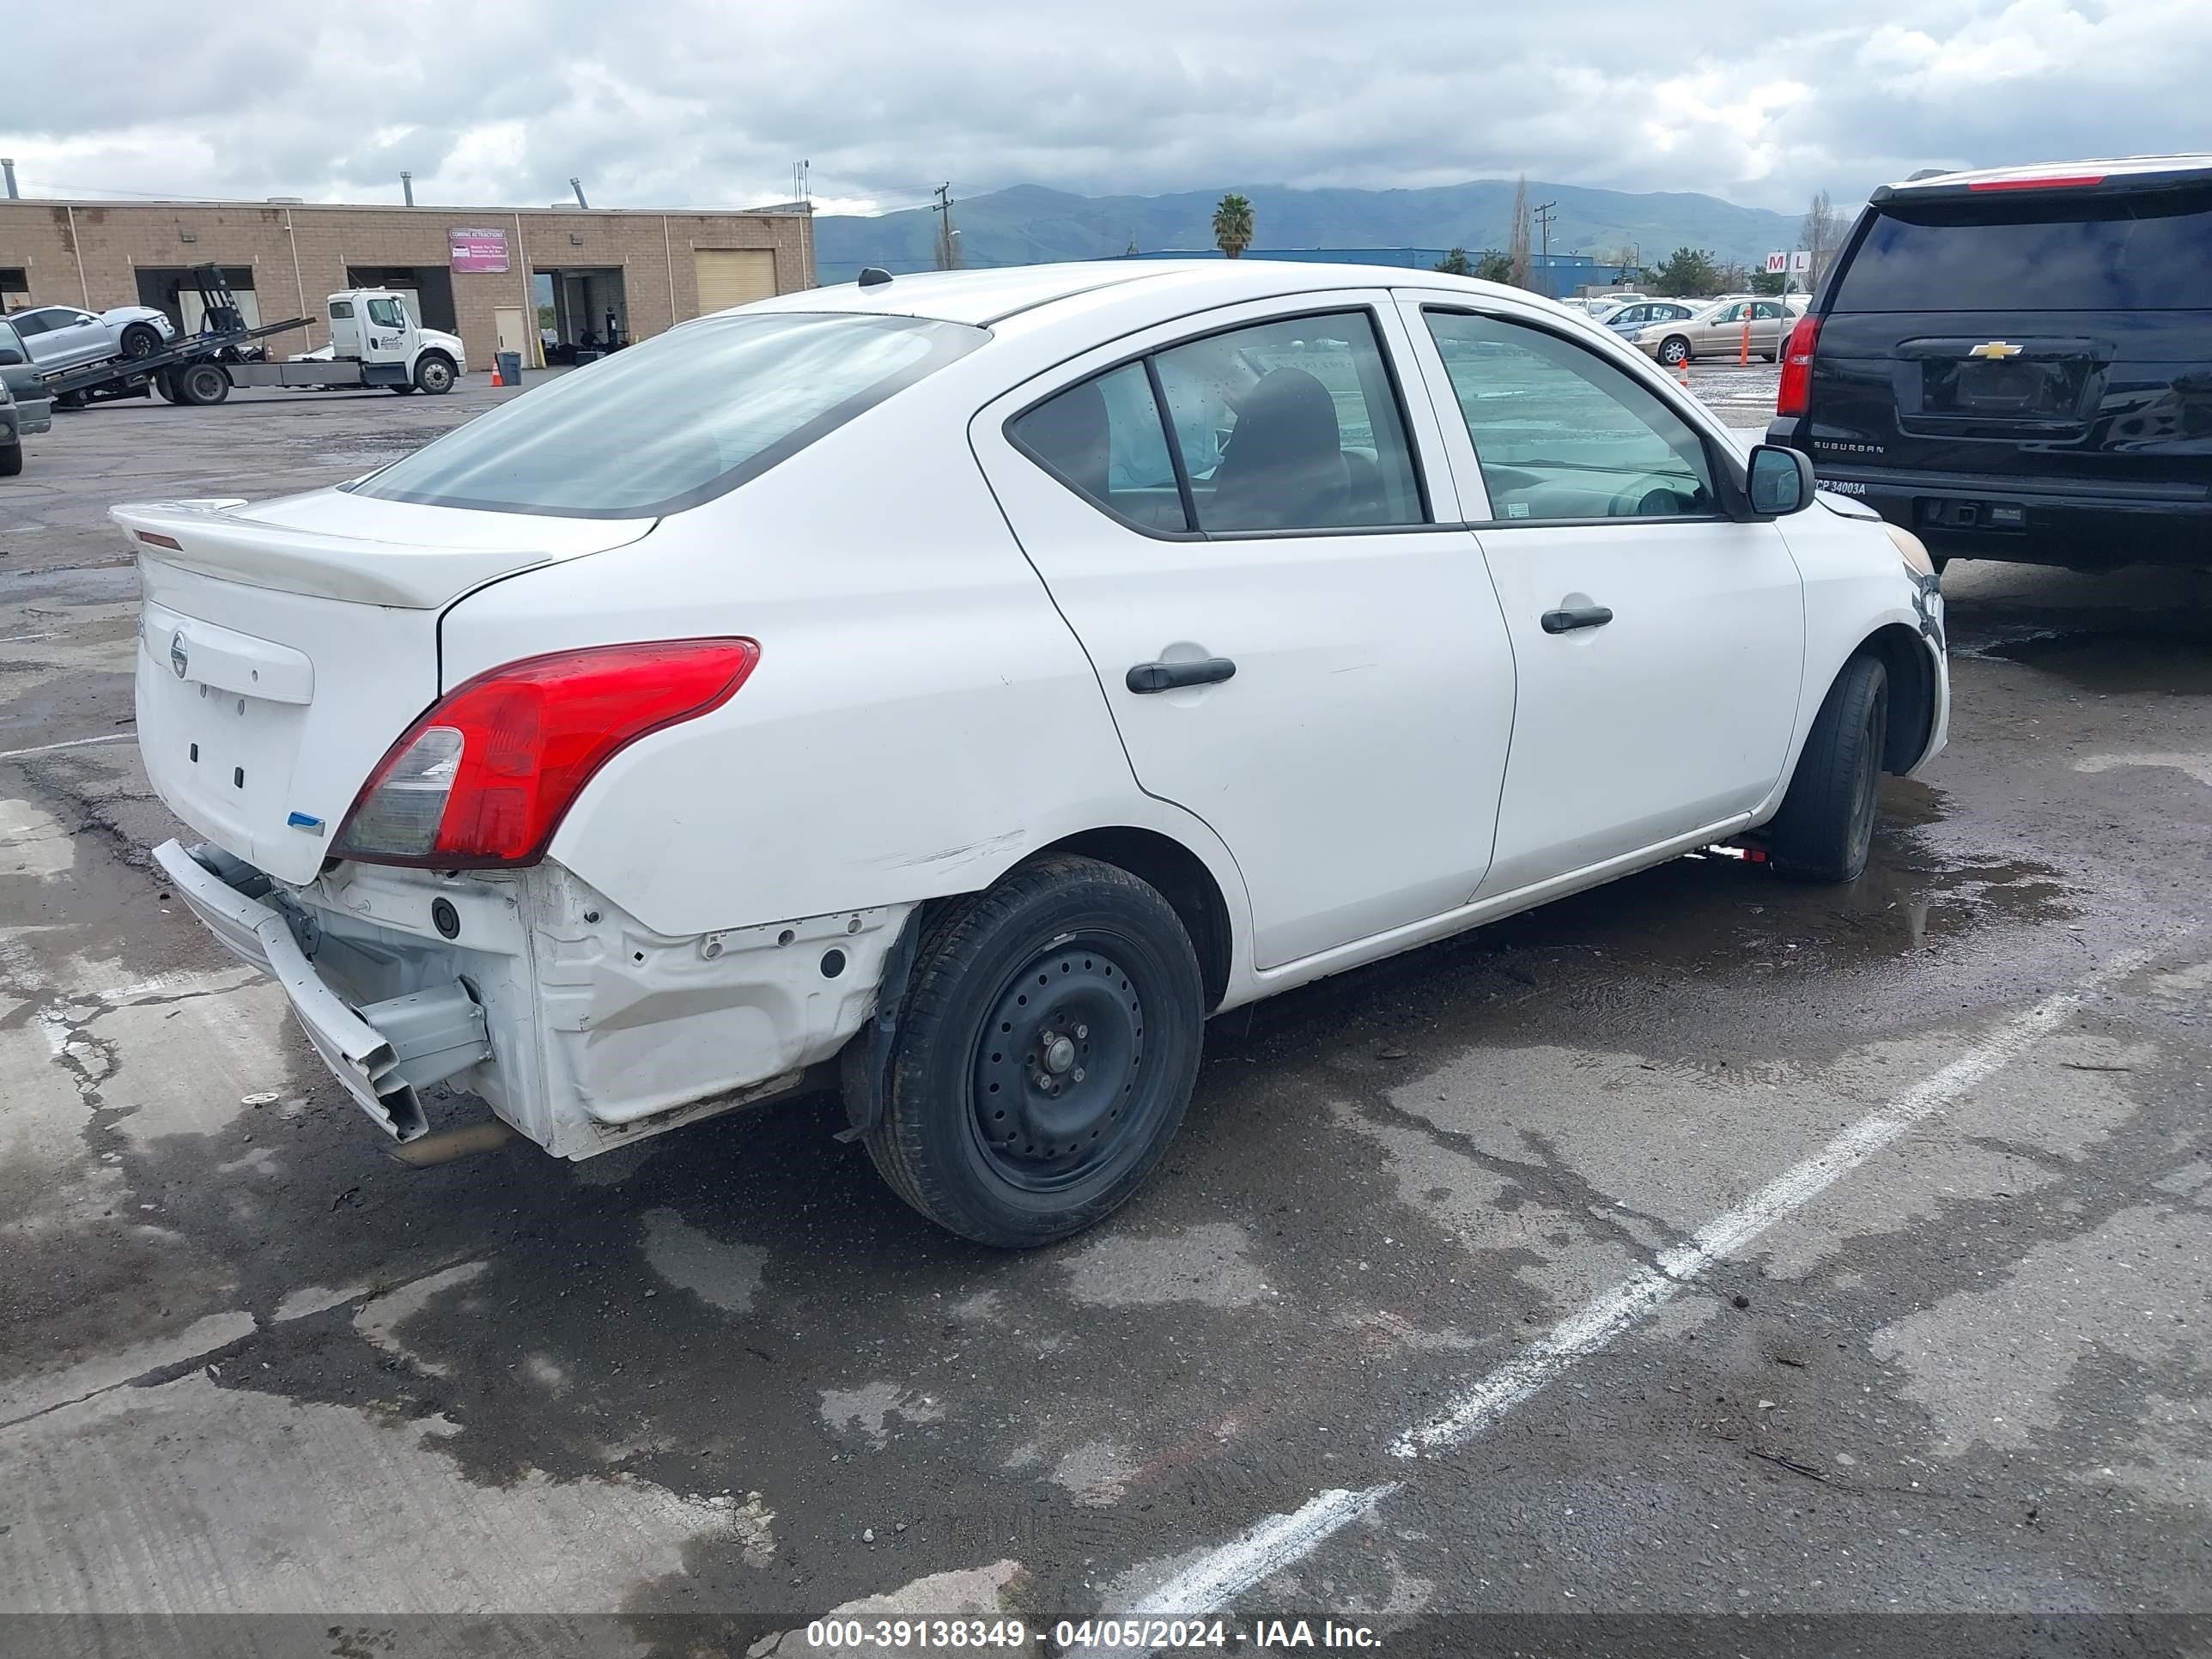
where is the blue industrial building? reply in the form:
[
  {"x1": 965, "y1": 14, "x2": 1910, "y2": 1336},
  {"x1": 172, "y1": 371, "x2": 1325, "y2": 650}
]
[{"x1": 1117, "y1": 247, "x2": 1618, "y2": 300}]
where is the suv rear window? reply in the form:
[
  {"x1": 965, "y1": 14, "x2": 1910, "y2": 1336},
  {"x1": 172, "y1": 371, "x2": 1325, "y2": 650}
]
[
  {"x1": 352, "y1": 311, "x2": 985, "y2": 518},
  {"x1": 1832, "y1": 190, "x2": 2212, "y2": 312}
]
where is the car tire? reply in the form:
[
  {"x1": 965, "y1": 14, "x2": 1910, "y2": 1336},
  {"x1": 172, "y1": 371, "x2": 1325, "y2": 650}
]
[
  {"x1": 860, "y1": 854, "x2": 1206, "y2": 1249},
  {"x1": 0, "y1": 441, "x2": 21, "y2": 477},
  {"x1": 120, "y1": 322, "x2": 163, "y2": 360},
  {"x1": 388, "y1": 384, "x2": 417, "y2": 395},
  {"x1": 1765, "y1": 653, "x2": 1888, "y2": 884},
  {"x1": 177, "y1": 362, "x2": 231, "y2": 405},
  {"x1": 413, "y1": 353, "x2": 457, "y2": 395},
  {"x1": 1659, "y1": 336, "x2": 1692, "y2": 367}
]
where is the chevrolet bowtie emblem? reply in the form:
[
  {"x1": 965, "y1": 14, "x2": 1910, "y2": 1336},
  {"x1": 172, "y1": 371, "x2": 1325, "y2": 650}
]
[{"x1": 1969, "y1": 341, "x2": 2024, "y2": 360}]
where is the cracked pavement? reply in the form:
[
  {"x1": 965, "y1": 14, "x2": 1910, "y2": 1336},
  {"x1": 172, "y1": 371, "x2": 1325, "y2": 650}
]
[{"x1": 0, "y1": 380, "x2": 2208, "y2": 1657}]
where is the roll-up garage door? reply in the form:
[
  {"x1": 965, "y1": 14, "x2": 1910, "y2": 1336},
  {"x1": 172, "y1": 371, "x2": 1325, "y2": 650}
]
[{"x1": 692, "y1": 249, "x2": 777, "y2": 316}]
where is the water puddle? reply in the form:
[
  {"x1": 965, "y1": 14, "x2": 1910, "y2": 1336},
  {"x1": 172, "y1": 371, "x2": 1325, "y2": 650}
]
[{"x1": 1965, "y1": 629, "x2": 2212, "y2": 696}]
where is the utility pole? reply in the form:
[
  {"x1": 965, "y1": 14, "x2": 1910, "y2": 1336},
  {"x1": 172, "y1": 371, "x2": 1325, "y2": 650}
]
[
  {"x1": 1533, "y1": 201, "x2": 1558, "y2": 260},
  {"x1": 931, "y1": 183, "x2": 962, "y2": 270}
]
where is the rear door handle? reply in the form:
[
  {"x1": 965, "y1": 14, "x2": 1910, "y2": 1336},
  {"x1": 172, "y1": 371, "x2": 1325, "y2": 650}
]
[
  {"x1": 1540, "y1": 605, "x2": 1614, "y2": 635},
  {"x1": 1127, "y1": 657, "x2": 1237, "y2": 694}
]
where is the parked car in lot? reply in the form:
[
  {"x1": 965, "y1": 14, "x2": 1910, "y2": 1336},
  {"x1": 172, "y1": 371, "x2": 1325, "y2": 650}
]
[
  {"x1": 0, "y1": 317, "x2": 57, "y2": 438},
  {"x1": 0, "y1": 371, "x2": 34, "y2": 476},
  {"x1": 1597, "y1": 297, "x2": 1698, "y2": 336},
  {"x1": 123, "y1": 261, "x2": 1948, "y2": 1246},
  {"x1": 1767, "y1": 154, "x2": 2212, "y2": 572},
  {"x1": 1632, "y1": 297, "x2": 1794, "y2": 365},
  {"x1": 3, "y1": 302, "x2": 179, "y2": 373}
]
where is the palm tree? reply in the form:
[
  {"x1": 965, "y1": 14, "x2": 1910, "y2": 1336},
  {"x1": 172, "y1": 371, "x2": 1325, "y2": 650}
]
[{"x1": 1212, "y1": 194, "x2": 1255, "y2": 259}]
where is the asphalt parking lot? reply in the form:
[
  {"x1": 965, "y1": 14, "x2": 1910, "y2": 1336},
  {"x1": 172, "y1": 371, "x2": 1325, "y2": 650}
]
[{"x1": 2, "y1": 369, "x2": 2208, "y2": 1658}]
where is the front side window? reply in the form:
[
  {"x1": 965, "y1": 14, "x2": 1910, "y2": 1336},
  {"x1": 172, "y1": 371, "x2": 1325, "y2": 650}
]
[
  {"x1": 1424, "y1": 309, "x2": 1718, "y2": 522},
  {"x1": 355, "y1": 311, "x2": 985, "y2": 517},
  {"x1": 365, "y1": 296, "x2": 407, "y2": 329},
  {"x1": 1009, "y1": 362, "x2": 1188, "y2": 532},
  {"x1": 1152, "y1": 310, "x2": 1425, "y2": 533}
]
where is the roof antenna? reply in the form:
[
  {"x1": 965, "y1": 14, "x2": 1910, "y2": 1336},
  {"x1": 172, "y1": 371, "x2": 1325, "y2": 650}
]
[{"x1": 858, "y1": 266, "x2": 893, "y2": 287}]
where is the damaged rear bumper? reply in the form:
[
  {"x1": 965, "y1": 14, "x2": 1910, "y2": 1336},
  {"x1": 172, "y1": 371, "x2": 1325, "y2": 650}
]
[
  {"x1": 154, "y1": 839, "x2": 489, "y2": 1140},
  {"x1": 154, "y1": 838, "x2": 913, "y2": 1159}
]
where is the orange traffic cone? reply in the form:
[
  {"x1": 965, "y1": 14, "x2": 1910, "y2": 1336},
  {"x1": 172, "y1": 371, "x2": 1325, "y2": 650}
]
[
  {"x1": 1677, "y1": 359, "x2": 1692, "y2": 390},
  {"x1": 489, "y1": 354, "x2": 506, "y2": 388}
]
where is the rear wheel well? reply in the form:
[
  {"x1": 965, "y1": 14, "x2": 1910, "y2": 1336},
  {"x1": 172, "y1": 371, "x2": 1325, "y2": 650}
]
[
  {"x1": 1037, "y1": 828, "x2": 1233, "y2": 1012},
  {"x1": 1856, "y1": 623, "x2": 1936, "y2": 771}
]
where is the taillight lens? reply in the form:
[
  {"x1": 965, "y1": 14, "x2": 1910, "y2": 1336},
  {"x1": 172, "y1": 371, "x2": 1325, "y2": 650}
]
[
  {"x1": 333, "y1": 638, "x2": 759, "y2": 868},
  {"x1": 1777, "y1": 313, "x2": 1820, "y2": 416}
]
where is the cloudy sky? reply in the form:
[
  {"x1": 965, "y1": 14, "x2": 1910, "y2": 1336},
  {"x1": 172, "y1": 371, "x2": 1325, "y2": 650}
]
[{"x1": 4, "y1": 0, "x2": 2206, "y2": 216}]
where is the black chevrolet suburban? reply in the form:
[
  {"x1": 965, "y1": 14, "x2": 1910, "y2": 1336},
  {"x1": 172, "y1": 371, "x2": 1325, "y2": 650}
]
[{"x1": 1767, "y1": 155, "x2": 2212, "y2": 571}]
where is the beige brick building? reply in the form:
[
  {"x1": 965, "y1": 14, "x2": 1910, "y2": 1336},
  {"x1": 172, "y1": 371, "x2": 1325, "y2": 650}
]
[{"x1": 0, "y1": 198, "x2": 814, "y2": 367}]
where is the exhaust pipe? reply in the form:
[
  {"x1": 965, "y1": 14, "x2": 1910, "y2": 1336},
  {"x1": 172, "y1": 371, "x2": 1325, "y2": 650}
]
[
  {"x1": 570, "y1": 176, "x2": 590, "y2": 210},
  {"x1": 400, "y1": 170, "x2": 414, "y2": 207},
  {"x1": 2, "y1": 159, "x2": 18, "y2": 201}
]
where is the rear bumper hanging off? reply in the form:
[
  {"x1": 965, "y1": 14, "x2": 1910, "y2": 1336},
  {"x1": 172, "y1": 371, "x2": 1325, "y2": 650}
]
[{"x1": 153, "y1": 839, "x2": 489, "y2": 1140}]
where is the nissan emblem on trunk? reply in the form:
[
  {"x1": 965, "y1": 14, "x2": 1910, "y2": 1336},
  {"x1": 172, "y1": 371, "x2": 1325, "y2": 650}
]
[{"x1": 170, "y1": 631, "x2": 189, "y2": 680}]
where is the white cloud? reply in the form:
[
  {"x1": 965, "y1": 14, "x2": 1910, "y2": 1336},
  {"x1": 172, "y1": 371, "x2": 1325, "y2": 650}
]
[{"x1": 0, "y1": 0, "x2": 2205, "y2": 214}]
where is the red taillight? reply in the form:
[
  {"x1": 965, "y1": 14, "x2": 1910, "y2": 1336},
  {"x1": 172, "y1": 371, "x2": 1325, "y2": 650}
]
[
  {"x1": 1966, "y1": 173, "x2": 2106, "y2": 191},
  {"x1": 137, "y1": 531, "x2": 183, "y2": 550},
  {"x1": 1777, "y1": 313, "x2": 1820, "y2": 417},
  {"x1": 333, "y1": 639, "x2": 758, "y2": 868}
]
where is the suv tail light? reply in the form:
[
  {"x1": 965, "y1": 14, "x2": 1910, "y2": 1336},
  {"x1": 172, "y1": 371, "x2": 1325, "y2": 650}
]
[
  {"x1": 1777, "y1": 313, "x2": 1820, "y2": 416},
  {"x1": 333, "y1": 639, "x2": 759, "y2": 868}
]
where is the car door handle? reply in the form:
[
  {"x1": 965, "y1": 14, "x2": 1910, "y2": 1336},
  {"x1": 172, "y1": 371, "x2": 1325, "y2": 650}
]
[
  {"x1": 1127, "y1": 657, "x2": 1237, "y2": 694},
  {"x1": 1540, "y1": 605, "x2": 1614, "y2": 634}
]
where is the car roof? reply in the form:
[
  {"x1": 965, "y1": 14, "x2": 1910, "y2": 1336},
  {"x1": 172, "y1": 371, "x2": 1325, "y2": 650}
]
[
  {"x1": 1875, "y1": 154, "x2": 2212, "y2": 202},
  {"x1": 739, "y1": 259, "x2": 1533, "y2": 328}
]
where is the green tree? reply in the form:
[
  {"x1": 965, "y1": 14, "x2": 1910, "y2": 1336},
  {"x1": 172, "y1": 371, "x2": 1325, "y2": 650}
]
[
  {"x1": 1748, "y1": 269, "x2": 1787, "y2": 296},
  {"x1": 1433, "y1": 246, "x2": 1474, "y2": 276},
  {"x1": 1474, "y1": 249, "x2": 1514, "y2": 283},
  {"x1": 1212, "y1": 194, "x2": 1255, "y2": 259},
  {"x1": 1651, "y1": 246, "x2": 1723, "y2": 296}
]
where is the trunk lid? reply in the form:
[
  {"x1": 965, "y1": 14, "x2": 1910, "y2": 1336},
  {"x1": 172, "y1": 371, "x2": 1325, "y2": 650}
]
[{"x1": 120, "y1": 491, "x2": 653, "y2": 883}]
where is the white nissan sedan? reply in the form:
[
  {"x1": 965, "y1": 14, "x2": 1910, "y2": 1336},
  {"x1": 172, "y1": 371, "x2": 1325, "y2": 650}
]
[{"x1": 121, "y1": 261, "x2": 1947, "y2": 1248}]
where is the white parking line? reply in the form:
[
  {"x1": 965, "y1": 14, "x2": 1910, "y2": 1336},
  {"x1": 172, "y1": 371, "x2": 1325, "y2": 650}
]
[
  {"x1": 1115, "y1": 951, "x2": 2150, "y2": 1632},
  {"x1": 0, "y1": 732, "x2": 136, "y2": 763}
]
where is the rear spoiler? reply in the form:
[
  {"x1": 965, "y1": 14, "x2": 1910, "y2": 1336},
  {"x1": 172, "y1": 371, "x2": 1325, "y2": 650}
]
[
  {"x1": 1874, "y1": 162, "x2": 2212, "y2": 205},
  {"x1": 112, "y1": 499, "x2": 556, "y2": 610}
]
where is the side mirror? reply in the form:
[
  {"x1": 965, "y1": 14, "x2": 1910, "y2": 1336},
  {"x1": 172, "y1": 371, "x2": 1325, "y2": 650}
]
[
  {"x1": 0, "y1": 348, "x2": 22, "y2": 366},
  {"x1": 1747, "y1": 444, "x2": 1814, "y2": 516}
]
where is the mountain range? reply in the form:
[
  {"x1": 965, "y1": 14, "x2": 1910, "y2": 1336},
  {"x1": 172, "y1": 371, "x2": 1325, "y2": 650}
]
[{"x1": 812, "y1": 180, "x2": 1806, "y2": 283}]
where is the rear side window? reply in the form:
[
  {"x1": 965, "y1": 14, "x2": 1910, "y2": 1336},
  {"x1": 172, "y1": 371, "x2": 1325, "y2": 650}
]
[
  {"x1": 1834, "y1": 191, "x2": 2212, "y2": 311},
  {"x1": 328, "y1": 300, "x2": 355, "y2": 319},
  {"x1": 354, "y1": 312, "x2": 985, "y2": 518},
  {"x1": 1155, "y1": 311, "x2": 1426, "y2": 533},
  {"x1": 1009, "y1": 363, "x2": 1188, "y2": 532}
]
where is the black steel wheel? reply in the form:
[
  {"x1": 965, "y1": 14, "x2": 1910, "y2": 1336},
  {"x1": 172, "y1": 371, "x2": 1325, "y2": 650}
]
[
  {"x1": 860, "y1": 854, "x2": 1205, "y2": 1248},
  {"x1": 1767, "y1": 653, "x2": 1889, "y2": 883},
  {"x1": 969, "y1": 939, "x2": 1152, "y2": 1192}
]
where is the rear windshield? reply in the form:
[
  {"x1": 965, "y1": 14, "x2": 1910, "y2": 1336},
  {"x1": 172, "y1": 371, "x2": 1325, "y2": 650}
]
[
  {"x1": 351, "y1": 311, "x2": 986, "y2": 518},
  {"x1": 1833, "y1": 190, "x2": 2212, "y2": 312}
]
